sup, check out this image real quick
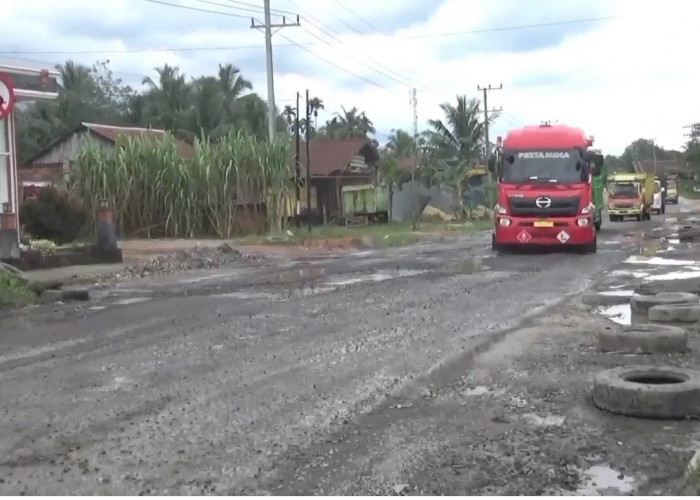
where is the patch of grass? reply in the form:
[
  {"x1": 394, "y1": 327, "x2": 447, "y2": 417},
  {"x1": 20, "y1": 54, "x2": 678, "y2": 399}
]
[
  {"x1": 236, "y1": 220, "x2": 491, "y2": 248},
  {"x1": 680, "y1": 183, "x2": 700, "y2": 200},
  {"x1": 0, "y1": 270, "x2": 36, "y2": 307}
]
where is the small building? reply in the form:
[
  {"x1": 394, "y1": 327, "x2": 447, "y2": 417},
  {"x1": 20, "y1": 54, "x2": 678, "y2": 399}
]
[
  {"x1": 298, "y1": 137, "x2": 379, "y2": 223},
  {"x1": 0, "y1": 64, "x2": 60, "y2": 261},
  {"x1": 19, "y1": 122, "x2": 195, "y2": 198}
]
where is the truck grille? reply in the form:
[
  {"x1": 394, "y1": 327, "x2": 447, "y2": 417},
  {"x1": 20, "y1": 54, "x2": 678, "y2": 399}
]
[{"x1": 509, "y1": 196, "x2": 580, "y2": 217}]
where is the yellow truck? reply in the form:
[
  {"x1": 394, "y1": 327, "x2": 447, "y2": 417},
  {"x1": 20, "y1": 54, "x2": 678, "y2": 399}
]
[{"x1": 607, "y1": 172, "x2": 655, "y2": 222}]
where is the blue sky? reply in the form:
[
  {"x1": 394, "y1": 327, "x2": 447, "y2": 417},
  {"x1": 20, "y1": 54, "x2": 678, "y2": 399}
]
[{"x1": 1, "y1": 0, "x2": 697, "y2": 155}]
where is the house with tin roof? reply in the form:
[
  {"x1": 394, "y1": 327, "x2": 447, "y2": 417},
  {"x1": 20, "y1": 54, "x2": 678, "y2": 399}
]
[
  {"x1": 19, "y1": 122, "x2": 195, "y2": 197},
  {"x1": 297, "y1": 136, "x2": 380, "y2": 223}
]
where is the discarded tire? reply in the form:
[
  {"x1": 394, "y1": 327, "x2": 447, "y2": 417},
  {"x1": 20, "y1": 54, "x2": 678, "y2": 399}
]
[
  {"x1": 593, "y1": 366, "x2": 700, "y2": 419},
  {"x1": 649, "y1": 304, "x2": 700, "y2": 324},
  {"x1": 630, "y1": 292, "x2": 699, "y2": 315},
  {"x1": 598, "y1": 324, "x2": 688, "y2": 354}
]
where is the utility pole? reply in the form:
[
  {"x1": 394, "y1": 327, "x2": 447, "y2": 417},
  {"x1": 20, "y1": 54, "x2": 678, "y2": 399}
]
[
  {"x1": 409, "y1": 88, "x2": 419, "y2": 230},
  {"x1": 305, "y1": 89, "x2": 311, "y2": 233},
  {"x1": 294, "y1": 91, "x2": 301, "y2": 227},
  {"x1": 652, "y1": 138, "x2": 658, "y2": 176},
  {"x1": 250, "y1": 2, "x2": 299, "y2": 141},
  {"x1": 477, "y1": 84, "x2": 503, "y2": 183}
]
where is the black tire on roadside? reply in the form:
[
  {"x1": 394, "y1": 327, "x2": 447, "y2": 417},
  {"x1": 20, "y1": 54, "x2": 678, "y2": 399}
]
[
  {"x1": 629, "y1": 292, "x2": 699, "y2": 316},
  {"x1": 649, "y1": 304, "x2": 700, "y2": 323},
  {"x1": 592, "y1": 366, "x2": 700, "y2": 419},
  {"x1": 598, "y1": 324, "x2": 688, "y2": 354}
]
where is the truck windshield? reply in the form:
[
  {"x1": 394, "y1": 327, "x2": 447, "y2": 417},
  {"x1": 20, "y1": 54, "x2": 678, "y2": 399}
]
[
  {"x1": 609, "y1": 183, "x2": 639, "y2": 198},
  {"x1": 668, "y1": 180, "x2": 677, "y2": 189},
  {"x1": 501, "y1": 150, "x2": 583, "y2": 184}
]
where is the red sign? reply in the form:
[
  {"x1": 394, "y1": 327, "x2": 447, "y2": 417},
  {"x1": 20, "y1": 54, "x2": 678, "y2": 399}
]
[
  {"x1": 0, "y1": 73, "x2": 16, "y2": 121},
  {"x1": 517, "y1": 230, "x2": 532, "y2": 244}
]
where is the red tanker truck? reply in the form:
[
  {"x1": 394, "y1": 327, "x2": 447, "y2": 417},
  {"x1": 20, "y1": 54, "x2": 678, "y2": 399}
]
[{"x1": 492, "y1": 124, "x2": 605, "y2": 254}]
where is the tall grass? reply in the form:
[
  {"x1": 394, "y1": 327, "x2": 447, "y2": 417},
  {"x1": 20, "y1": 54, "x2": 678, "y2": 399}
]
[{"x1": 70, "y1": 130, "x2": 294, "y2": 238}]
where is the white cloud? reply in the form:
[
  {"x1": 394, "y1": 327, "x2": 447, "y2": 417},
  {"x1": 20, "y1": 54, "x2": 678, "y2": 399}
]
[{"x1": 0, "y1": 0, "x2": 696, "y2": 154}]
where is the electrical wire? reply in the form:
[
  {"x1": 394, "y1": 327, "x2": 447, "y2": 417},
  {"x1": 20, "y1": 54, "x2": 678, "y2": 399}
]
[
  {"x1": 1, "y1": 14, "x2": 620, "y2": 55},
  {"x1": 144, "y1": 0, "x2": 252, "y2": 19}
]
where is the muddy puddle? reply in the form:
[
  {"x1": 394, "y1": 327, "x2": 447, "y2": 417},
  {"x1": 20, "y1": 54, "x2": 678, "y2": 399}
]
[
  {"x1": 326, "y1": 269, "x2": 427, "y2": 286},
  {"x1": 574, "y1": 464, "x2": 636, "y2": 495},
  {"x1": 596, "y1": 304, "x2": 637, "y2": 326},
  {"x1": 598, "y1": 290, "x2": 635, "y2": 297}
]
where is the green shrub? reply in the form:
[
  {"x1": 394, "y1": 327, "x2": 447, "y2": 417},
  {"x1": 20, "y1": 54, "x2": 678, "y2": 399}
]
[
  {"x1": 29, "y1": 238, "x2": 57, "y2": 256},
  {"x1": 20, "y1": 187, "x2": 88, "y2": 245}
]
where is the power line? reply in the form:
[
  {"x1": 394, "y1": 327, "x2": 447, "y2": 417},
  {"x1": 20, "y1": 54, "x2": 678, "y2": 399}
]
[
  {"x1": 226, "y1": 0, "x2": 296, "y2": 16},
  {"x1": 275, "y1": 32, "x2": 391, "y2": 92},
  {"x1": 1, "y1": 14, "x2": 620, "y2": 55},
  {"x1": 331, "y1": 0, "x2": 387, "y2": 35},
  {"x1": 287, "y1": 1, "x2": 435, "y2": 93},
  {"x1": 143, "y1": 0, "x2": 252, "y2": 19},
  {"x1": 400, "y1": 15, "x2": 619, "y2": 40},
  {"x1": 297, "y1": 25, "x2": 432, "y2": 92}
]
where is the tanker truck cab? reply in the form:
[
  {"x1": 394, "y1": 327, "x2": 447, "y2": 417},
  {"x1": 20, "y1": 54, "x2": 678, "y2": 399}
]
[{"x1": 492, "y1": 125, "x2": 603, "y2": 254}]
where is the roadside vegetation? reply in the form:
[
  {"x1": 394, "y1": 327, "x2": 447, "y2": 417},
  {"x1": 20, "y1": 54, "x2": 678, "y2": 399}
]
[
  {"x1": 0, "y1": 268, "x2": 36, "y2": 307},
  {"x1": 238, "y1": 220, "x2": 492, "y2": 248}
]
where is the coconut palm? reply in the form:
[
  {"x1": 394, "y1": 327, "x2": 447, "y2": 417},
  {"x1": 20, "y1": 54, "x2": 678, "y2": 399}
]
[
  {"x1": 427, "y1": 95, "x2": 492, "y2": 164},
  {"x1": 323, "y1": 106, "x2": 375, "y2": 138},
  {"x1": 386, "y1": 128, "x2": 415, "y2": 158},
  {"x1": 141, "y1": 64, "x2": 192, "y2": 132}
]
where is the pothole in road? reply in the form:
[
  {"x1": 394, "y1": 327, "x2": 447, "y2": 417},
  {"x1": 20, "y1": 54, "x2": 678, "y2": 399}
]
[
  {"x1": 112, "y1": 297, "x2": 153, "y2": 306},
  {"x1": 598, "y1": 290, "x2": 635, "y2": 297},
  {"x1": 521, "y1": 413, "x2": 565, "y2": 427},
  {"x1": 575, "y1": 464, "x2": 635, "y2": 495},
  {"x1": 596, "y1": 304, "x2": 633, "y2": 326},
  {"x1": 625, "y1": 256, "x2": 700, "y2": 266},
  {"x1": 325, "y1": 269, "x2": 427, "y2": 287}
]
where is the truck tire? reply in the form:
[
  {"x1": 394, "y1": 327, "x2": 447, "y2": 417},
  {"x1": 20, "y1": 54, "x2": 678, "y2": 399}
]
[
  {"x1": 592, "y1": 365, "x2": 700, "y2": 419},
  {"x1": 629, "y1": 292, "x2": 700, "y2": 316},
  {"x1": 594, "y1": 215, "x2": 602, "y2": 231},
  {"x1": 580, "y1": 236, "x2": 597, "y2": 254},
  {"x1": 636, "y1": 214, "x2": 642, "y2": 222},
  {"x1": 598, "y1": 324, "x2": 688, "y2": 354},
  {"x1": 649, "y1": 304, "x2": 700, "y2": 323},
  {"x1": 491, "y1": 234, "x2": 501, "y2": 253}
]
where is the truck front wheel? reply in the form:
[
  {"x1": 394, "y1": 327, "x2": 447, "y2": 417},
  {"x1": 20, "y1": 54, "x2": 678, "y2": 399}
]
[
  {"x1": 491, "y1": 234, "x2": 501, "y2": 252},
  {"x1": 581, "y1": 236, "x2": 597, "y2": 254},
  {"x1": 594, "y1": 214, "x2": 602, "y2": 231}
]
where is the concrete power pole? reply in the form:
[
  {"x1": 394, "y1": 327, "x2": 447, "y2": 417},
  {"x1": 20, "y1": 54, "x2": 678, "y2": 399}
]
[
  {"x1": 251, "y1": 1, "x2": 299, "y2": 141},
  {"x1": 477, "y1": 84, "x2": 503, "y2": 183},
  {"x1": 410, "y1": 88, "x2": 419, "y2": 230}
]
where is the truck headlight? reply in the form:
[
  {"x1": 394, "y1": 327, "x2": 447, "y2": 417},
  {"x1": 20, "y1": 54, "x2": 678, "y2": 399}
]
[
  {"x1": 581, "y1": 202, "x2": 595, "y2": 215},
  {"x1": 498, "y1": 218, "x2": 511, "y2": 227},
  {"x1": 495, "y1": 204, "x2": 507, "y2": 215},
  {"x1": 577, "y1": 218, "x2": 590, "y2": 227}
]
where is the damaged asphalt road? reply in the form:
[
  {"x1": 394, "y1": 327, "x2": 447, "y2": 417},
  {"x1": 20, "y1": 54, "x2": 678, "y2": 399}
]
[{"x1": 0, "y1": 209, "x2": 688, "y2": 495}]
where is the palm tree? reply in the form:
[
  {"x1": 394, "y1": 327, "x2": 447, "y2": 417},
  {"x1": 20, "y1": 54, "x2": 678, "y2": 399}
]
[
  {"x1": 386, "y1": 128, "x2": 415, "y2": 158},
  {"x1": 427, "y1": 95, "x2": 491, "y2": 164},
  {"x1": 189, "y1": 76, "x2": 226, "y2": 138},
  {"x1": 141, "y1": 64, "x2": 192, "y2": 132},
  {"x1": 324, "y1": 106, "x2": 375, "y2": 138},
  {"x1": 307, "y1": 96, "x2": 324, "y2": 129},
  {"x1": 217, "y1": 63, "x2": 252, "y2": 122}
]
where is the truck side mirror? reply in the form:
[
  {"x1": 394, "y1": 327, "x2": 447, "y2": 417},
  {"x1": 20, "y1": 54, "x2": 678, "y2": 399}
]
[{"x1": 593, "y1": 154, "x2": 604, "y2": 168}]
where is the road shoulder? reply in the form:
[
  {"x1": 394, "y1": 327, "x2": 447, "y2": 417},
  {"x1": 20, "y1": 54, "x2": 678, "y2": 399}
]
[{"x1": 255, "y1": 294, "x2": 700, "y2": 495}]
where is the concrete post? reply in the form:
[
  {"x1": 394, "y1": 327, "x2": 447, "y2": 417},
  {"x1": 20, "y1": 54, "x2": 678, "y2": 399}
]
[
  {"x1": 0, "y1": 211, "x2": 19, "y2": 260},
  {"x1": 94, "y1": 201, "x2": 121, "y2": 261}
]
